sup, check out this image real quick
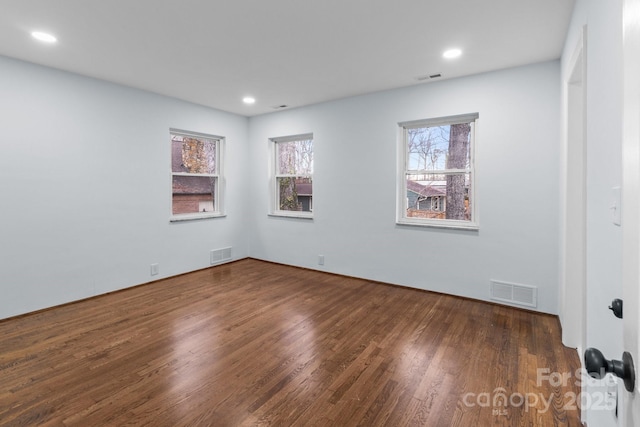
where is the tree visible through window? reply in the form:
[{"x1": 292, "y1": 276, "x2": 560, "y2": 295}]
[
  {"x1": 398, "y1": 113, "x2": 478, "y2": 228},
  {"x1": 271, "y1": 134, "x2": 313, "y2": 216},
  {"x1": 171, "y1": 130, "x2": 222, "y2": 218}
]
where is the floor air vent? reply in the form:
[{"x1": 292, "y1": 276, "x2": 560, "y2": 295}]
[
  {"x1": 490, "y1": 280, "x2": 537, "y2": 308},
  {"x1": 210, "y1": 247, "x2": 232, "y2": 265}
]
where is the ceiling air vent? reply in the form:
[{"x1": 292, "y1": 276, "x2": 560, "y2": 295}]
[
  {"x1": 415, "y1": 74, "x2": 442, "y2": 81},
  {"x1": 271, "y1": 104, "x2": 289, "y2": 110}
]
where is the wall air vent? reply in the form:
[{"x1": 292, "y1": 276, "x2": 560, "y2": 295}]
[
  {"x1": 490, "y1": 280, "x2": 538, "y2": 308},
  {"x1": 210, "y1": 247, "x2": 232, "y2": 265}
]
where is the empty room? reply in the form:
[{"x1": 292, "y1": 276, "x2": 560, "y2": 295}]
[{"x1": 2, "y1": 1, "x2": 640, "y2": 426}]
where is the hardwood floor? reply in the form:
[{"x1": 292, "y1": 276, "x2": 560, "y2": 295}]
[{"x1": 0, "y1": 259, "x2": 581, "y2": 426}]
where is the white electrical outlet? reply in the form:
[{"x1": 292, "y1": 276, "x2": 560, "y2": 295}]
[
  {"x1": 150, "y1": 263, "x2": 159, "y2": 276},
  {"x1": 318, "y1": 255, "x2": 325, "y2": 265}
]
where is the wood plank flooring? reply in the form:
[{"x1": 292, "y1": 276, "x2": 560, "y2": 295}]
[{"x1": 0, "y1": 259, "x2": 581, "y2": 426}]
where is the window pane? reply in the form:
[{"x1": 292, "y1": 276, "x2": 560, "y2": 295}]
[
  {"x1": 172, "y1": 175, "x2": 216, "y2": 215},
  {"x1": 407, "y1": 123, "x2": 471, "y2": 171},
  {"x1": 171, "y1": 135, "x2": 216, "y2": 174},
  {"x1": 277, "y1": 139, "x2": 313, "y2": 175},
  {"x1": 276, "y1": 177, "x2": 312, "y2": 212},
  {"x1": 406, "y1": 174, "x2": 471, "y2": 220}
]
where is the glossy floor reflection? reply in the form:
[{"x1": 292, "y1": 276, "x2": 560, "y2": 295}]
[{"x1": 0, "y1": 259, "x2": 581, "y2": 426}]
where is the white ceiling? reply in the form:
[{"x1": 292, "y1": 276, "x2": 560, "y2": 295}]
[{"x1": 0, "y1": 0, "x2": 575, "y2": 117}]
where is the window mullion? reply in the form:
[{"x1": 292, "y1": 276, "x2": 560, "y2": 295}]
[
  {"x1": 275, "y1": 174, "x2": 311, "y2": 178},
  {"x1": 172, "y1": 172, "x2": 217, "y2": 177},
  {"x1": 406, "y1": 169, "x2": 469, "y2": 175}
]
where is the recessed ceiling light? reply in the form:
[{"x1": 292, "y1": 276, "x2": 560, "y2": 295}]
[
  {"x1": 243, "y1": 96, "x2": 256, "y2": 105},
  {"x1": 443, "y1": 48, "x2": 462, "y2": 59},
  {"x1": 31, "y1": 31, "x2": 57, "y2": 43}
]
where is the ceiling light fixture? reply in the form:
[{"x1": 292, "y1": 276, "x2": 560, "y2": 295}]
[
  {"x1": 443, "y1": 48, "x2": 462, "y2": 59},
  {"x1": 243, "y1": 96, "x2": 256, "y2": 105},
  {"x1": 31, "y1": 31, "x2": 57, "y2": 43}
]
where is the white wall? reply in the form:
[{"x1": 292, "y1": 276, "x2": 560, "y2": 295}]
[
  {"x1": 248, "y1": 61, "x2": 562, "y2": 314},
  {"x1": 0, "y1": 55, "x2": 249, "y2": 319},
  {"x1": 0, "y1": 54, "x2": 563, "y2": 319}
]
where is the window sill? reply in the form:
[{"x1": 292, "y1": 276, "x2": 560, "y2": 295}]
[
  {"x1": 268, "y1": 211, "x2": 314, "y2": 220},
  {"x1": 396, "y1": 218, "x2": 479, "y2": 231},
  {"x1": 170, "y1": 213, "x2": 226, "y2": 222}
]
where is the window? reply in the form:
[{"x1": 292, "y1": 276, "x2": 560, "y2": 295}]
[
  {"x1": 398, "y1": 113, "x2": 478, "y2": 229},
  {"x1": 170, "y1": 129, "x2": 224, "y2": 220},
  {"x1": 270, "y1": 134, "x2": 313, "y2": 218}
]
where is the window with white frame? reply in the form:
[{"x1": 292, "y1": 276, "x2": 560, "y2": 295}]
[
  {"x1": 398, "y1": 113, "x2": 478, "y2": 229},
  {"x1": 270, "y1": 134, "x2": 313, "y2": 218},
  {"x1": 170, "y1": 129, "x2": 224, "y2": 220}
]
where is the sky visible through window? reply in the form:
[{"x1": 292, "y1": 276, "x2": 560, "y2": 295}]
[{"x1": 407, "y1": 125, "x2": 470, "y2": 172}]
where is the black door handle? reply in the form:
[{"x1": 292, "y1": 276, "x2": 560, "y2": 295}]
[
  {"x1": 609, "y1": 299, "x2": 623, "y2": 318},
  {"x1": 584, "y1": 348, "x2": 635, "y2": 392}
]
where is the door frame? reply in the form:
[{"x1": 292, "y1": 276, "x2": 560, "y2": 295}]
[
  {"x1": 561, "y1": 26, "x2": 587, "y2": 355},
  {"x1": 621, "y1": 0, "x2": 640, "y2": 423}
]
